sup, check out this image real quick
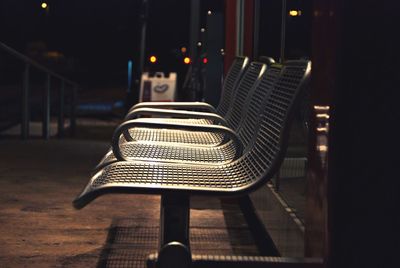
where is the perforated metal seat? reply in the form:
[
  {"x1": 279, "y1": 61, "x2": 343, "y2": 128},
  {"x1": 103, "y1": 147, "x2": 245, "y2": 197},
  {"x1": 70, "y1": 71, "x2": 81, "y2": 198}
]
[
  {"x1": 74, "y1": 60, "x2": 311, "y2": 268},
  {"x1": 91, "y1": 62, "x2": 267, "y2": 173},
  {"x1": 74, "y1": 60, "x2": 311, "y2": 209},
  {"x1": 94, "y1": 64, "x2": 283, "y2": 170},
  {"x1": 104, "y1": 140, "x2": 238, "y2": 164}
]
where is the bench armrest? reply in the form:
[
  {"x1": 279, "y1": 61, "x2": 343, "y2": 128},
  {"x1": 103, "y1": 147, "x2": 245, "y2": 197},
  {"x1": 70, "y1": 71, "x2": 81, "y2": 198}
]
[
  {"x1": 129, "y1": 102, "x2": 217, "y2": 113},
  {"x1": 123, "y1": 108, "x2": 228, "y2": 142},
  {"x1": 124, "y1": 107, "x2": 227, "y2": 125},
  {"x1": 112, "y1": 119, "x2": 243, "y2": 161}
]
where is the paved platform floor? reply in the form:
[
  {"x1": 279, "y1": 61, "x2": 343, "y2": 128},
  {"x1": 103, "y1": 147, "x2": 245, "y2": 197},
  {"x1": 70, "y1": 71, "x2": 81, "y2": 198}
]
[{"x1": 0, "y1": 139, "x2": 259, "y2": 267}]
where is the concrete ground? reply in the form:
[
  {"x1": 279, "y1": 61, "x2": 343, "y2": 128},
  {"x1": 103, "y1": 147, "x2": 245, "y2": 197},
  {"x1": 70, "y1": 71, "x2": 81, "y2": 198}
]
[{"x1": 0, "y1": 138, "x2": 258, "y2": 267}]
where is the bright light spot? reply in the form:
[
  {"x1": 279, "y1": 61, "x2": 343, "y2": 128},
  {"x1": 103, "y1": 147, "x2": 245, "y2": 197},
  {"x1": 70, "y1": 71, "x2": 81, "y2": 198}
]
[
  {"x1": 314, "y1": 105, "x2": 330, "y2": 111},
  {"x1": 317, "y1": 145, "x2": 328, "y2": 152},
  {"x1": 197, "y1": 42, "x2": 202, "y2": 47},
  {"x1": 149, "y1": 56, "x2": 157, "y2": 63},
  {"x1": 41, "y1": 2, "x2": 48, "y2": 9},
  {"x1": 316, "y1": 114, "x2": 330, "y2": 119},
  {"x1": 207, "y1": 10, "x2": 212, "y2": 15},
  {"x1": 203, "y1": 58, "x2": 208, "y2": 64},
  {"x1": 183, "y1": 57, "x2": 191, "y2": 64},
  {"x1": 289, "y1": 10, "x2": 302, "y2": 16},
  {"x1": 180, "y1": 47, "x2": 187, "y2": 53},
  {"x1": 200, "y1": 28, "x2": 205, "y2": 33}
]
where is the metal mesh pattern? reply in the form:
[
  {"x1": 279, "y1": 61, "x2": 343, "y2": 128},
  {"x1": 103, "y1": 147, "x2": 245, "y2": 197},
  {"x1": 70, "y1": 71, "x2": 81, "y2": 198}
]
[
  {"x1": 239, "y1": 61, "x2": 310, "y2": 183},
  {"x1": 237, "y1": 65, "x2": 283, "y2": 148},
  {"x1": 92, "y1": 161, "x2": 250, "y2": 189},
  {"x1": 127, "y1": 128, "x2": 225, "y2": 145},
  {"x1": 97, "y1": 218, "x2": 258, "y2": 267},
  {"x1": 216, "y1": 57, "x2": 248, "y2": 116},
  {"x1": 125, "y1": 58, "x2": 247, "y2": 146},
  {"x1": 108, "y1": 63, "x2": 274, "y2": 166},
  {"x1": 120, "y1": 57, "x2": 250, "y2": 149},
  {"x1": 225, "y1": 62, "x2": 265, "y2": 130},
  {"x1": 103, "y1": 141, "x2": 237, "y2": 164},
  {"x1": 98, "y1": 249, "x2": 151, "y2": 268},
  {"x1": 76, "y1": 61, "x2": 310, "y2": 204},
  {"x1": 125, "y1": 118, "x2": 215, "y2": 145}
]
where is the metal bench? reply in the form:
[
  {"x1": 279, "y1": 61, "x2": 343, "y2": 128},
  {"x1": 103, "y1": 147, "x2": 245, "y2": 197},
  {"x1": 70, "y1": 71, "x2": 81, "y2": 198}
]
[
  {"x1": 116, "y1": 58, "x2": 276, "y2": 155},
  {"x1": 74, "y1": 60, "x2": 311, "y2": 268},
  {"x1": 120, "y1": 61, "x2": 278, "y2": 148},
  {"x1": 94, "y1": 63, "x2": 283, "y2": 170}
]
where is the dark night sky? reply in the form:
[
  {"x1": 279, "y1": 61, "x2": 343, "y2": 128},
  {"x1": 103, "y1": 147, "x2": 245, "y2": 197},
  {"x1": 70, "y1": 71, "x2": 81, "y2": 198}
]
[
  {"x1": 0, "y1": 0, "x2": 223, "y2": 87},
  {"x1": 2, "y1": 1, "x2": 141, "y2": 56},
  {"x1": 0, "y1": 0, "x2": 310, "y2": 87}
]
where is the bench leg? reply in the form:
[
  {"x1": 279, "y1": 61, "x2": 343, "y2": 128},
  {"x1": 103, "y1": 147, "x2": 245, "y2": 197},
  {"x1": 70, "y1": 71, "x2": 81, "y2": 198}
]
[{"x1": 149, "y1": 194, "x2": 192, "y2": 268}]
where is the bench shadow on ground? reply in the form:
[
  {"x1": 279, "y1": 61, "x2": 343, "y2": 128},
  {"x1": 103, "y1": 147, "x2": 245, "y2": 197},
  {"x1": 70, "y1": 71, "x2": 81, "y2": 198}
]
[{"x1": 96, "y1": 197, "x2": 260, "y2": 268}]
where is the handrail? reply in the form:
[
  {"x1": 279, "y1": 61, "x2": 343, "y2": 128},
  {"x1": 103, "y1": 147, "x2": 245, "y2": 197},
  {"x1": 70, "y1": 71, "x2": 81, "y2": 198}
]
[
  {"x1": 0, "y1": 41, "x2": 79, "y2": 139},
  {"x1": 0, "y1": 42, "x2": 79, "y2": 87}
]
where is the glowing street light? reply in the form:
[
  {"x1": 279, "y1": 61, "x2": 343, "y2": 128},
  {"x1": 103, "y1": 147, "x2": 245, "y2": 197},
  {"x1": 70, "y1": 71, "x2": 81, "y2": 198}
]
[
  {"x1": 41, "y1": 2, "x2": 48, "y2": 9},
  {"x1": 289, "y1": 10, "x2": 302, "y2": 17},
  {"x1": 149, "y1": 55, "x2": 157, "y2": 63},
  {"x1": 183, "y1": 57, "x2": 191, "y2": 64}
]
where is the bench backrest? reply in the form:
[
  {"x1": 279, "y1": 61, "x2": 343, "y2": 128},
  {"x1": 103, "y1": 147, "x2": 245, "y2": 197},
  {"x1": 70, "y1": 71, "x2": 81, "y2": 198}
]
[
  {"x1": 231, "y1": 60, "x2": 311, "y2": 193},
  {"x1": 236, "y1": 63, "x2": 283, "y2": 149},
  {"x1": 224, "y1": 62, "x2": 267, "y2": 130},
  {"x1": 216, "y1": 56, "x2": 249, "y2": 116}
]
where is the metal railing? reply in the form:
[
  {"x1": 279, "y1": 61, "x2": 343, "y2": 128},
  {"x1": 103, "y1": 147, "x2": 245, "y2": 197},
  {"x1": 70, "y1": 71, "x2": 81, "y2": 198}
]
[{"x1": 0, "y1": 42, "x2": 79, "y2": 139}]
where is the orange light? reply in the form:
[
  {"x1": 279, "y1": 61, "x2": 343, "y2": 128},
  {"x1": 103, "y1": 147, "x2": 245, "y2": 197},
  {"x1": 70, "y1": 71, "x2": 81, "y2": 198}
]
[
  {"x1": 203, "y1": 58, "x2": 208, "y2": 64},
  {"x1": 183, "y1": 57, "x2": 191, "y2": 64},
  {"x1": 181, "y1": 47, "x2": 187, "y2": 53},
  {"x1": 149, "y1": 55, "x2": 157, "y2": 63},
  {"x1": 289, "y1": 10, "x2": 302, "y2": 16}
]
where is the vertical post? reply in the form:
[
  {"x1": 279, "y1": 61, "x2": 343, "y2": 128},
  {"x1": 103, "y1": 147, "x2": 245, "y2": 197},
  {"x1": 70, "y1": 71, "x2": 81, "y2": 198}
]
[
  {"x1": 21, "y1": 63, "x2": 30, "y2": 139},
  {"x1": 236, "y1": 0, "x2": 245, "y2": 56},
  {"x1": 224, "y1": 0, "x2": 237, "y2": 74},
  {"x1": 139, "y1": 0, "x2": 149, "y2": 80},
  {"x1": 253, "y1": 0, "x2": 260, "y2": 60},
  {"x1": 131, "y1": 0, "x2": 150, "y2": 108},
  {"x1": 204, "y1": 12, "x2": 224, "y2": 107},
  {"x1": 70, "y1": 86, "x2": 77, "y2": 137},
  {"x1": 243, "y1": 0, "x2": 255, "y2": 59},
  {"x1": 280, "y1": 0, "x2": 287, "y2": 62},
  {"x1": 159, "y1": 195, "x2": 190, "y2": 248},
  {"x1": 43, "y1": 74, "x2": 50, "y2": 139},
  {"x1": 157, "y1": 194, "x2": 191, "y2": 267},
  {"x1": 306, "y1": 0, "x2": 336, "y2": 261},
  {"x1": 58, "y1": 81, "x2": 65, "y2": 138},
  {"x1": 189, "y1": 0, "x2": 200, "y2": 62}
]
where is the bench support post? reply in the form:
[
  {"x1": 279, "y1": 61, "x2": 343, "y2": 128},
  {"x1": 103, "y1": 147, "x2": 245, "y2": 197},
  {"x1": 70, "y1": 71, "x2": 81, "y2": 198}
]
[{"x1": 153, "y1": 194, "x2": 192, "y2": 268}]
